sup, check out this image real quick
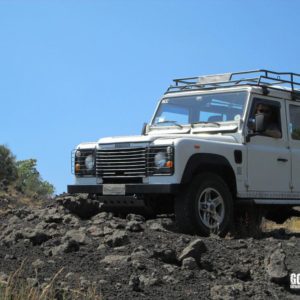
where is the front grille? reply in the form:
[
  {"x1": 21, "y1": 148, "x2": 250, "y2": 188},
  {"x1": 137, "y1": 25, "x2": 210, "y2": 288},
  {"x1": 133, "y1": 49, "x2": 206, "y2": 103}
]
[{"x1": 96, "y1": 147, "x2": 147, "y2": 178}]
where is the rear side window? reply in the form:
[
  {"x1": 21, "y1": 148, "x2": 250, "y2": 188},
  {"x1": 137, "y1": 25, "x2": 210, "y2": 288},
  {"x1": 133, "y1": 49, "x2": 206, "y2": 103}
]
[{"x1": 289, "y1": 104, "x2": 300, "y2": 140}]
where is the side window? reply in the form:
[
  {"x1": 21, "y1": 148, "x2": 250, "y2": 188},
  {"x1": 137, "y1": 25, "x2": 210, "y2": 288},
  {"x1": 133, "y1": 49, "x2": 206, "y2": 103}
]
[
  {"x1": 289, "y1": 105, "x2": 300, "y2": 140},
  {"x1": 248, "y1": 98, "x2": 282, "y2": 139}
]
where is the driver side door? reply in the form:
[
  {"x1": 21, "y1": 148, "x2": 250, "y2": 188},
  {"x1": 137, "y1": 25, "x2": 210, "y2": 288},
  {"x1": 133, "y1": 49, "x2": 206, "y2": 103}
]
[{"x1": 246, "y1": 97, "x2": 291, "y2": 195}]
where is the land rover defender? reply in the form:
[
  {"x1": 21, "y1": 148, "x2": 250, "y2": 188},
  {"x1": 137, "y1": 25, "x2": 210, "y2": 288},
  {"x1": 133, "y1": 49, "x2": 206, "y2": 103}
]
[{"x1": 68, "y1": 70, "x2": 300, "y2": 236}]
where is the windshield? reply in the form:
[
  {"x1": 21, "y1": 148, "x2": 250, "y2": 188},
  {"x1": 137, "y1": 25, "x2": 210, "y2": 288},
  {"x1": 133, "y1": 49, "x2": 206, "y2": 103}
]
[{"x1": 152, "y1": 91, "x2": 248, "y2": 127}]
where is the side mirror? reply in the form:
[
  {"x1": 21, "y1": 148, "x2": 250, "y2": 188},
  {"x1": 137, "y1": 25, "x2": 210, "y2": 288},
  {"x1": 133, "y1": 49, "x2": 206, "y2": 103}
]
[
  {"x1": 255, "y1": 113, "x2": 265, "y2": 132},
  {"x1": 246, "y1": 114, "x2": 265, "y2": 142},
  {"x1": 141, "y1": 123, "x2": 148, "y2": 135},
  {"x1": 247, "y1": 114, "x2": 265, "y2": 132},
  {"x1": 247, "y1": 118, "x2": 255, "y2": 130}
]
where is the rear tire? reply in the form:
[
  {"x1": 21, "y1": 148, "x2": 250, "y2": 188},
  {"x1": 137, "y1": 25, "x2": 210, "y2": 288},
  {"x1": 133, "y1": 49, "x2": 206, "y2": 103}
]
[{"x1": 175, "y1": 173, "x2": 233, "y2": 236}]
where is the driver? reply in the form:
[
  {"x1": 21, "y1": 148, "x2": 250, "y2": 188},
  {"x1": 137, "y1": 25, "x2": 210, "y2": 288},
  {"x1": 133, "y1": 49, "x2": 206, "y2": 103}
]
[{"x1": 255, "y1": 103, "x2": 281, "y2": 138}]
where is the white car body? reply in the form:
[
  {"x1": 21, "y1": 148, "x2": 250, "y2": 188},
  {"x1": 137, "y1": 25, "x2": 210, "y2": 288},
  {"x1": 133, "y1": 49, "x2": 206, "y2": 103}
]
[{"x1": 68, "y1": 70, "x2": 300, "y2": 235}]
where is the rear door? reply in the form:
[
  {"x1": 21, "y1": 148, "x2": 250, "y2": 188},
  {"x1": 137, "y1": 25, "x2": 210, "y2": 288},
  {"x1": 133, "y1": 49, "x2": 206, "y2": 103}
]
[{"x1": 286, "y1": 102, "x2": 300, "y2": 193}]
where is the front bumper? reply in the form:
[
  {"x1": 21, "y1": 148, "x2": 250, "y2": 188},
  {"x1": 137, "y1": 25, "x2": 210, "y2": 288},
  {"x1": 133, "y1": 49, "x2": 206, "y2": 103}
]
[{"x1": 67, "y1": 184, "x2": 181, "y2": 195}]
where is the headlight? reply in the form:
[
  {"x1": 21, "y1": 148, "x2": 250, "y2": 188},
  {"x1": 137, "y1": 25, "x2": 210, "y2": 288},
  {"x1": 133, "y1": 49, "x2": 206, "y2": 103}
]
[
  {"x1": 154, "y1": 152, "x2": 167, "y2": 168},
  {"x1": 84, "y1": 154, "x2": 95, "y2": 170},
  {"x1": 73, "y1": 149, "x2": 96, "y2": 176},
  {"x1": 149, "y1": 146, "x2": 174, "y2": 175}
]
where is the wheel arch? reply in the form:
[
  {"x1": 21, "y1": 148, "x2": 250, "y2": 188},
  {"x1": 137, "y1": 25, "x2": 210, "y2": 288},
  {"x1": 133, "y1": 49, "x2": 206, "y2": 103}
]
[{"x1": 180, "y1": 153, "x2": 237, "y2": 198}]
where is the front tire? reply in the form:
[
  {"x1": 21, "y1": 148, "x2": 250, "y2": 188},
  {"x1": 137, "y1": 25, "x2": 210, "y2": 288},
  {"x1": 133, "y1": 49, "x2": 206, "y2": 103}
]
[{"x1": 175, "y1": 173, "x2": 233, "y2": 236}]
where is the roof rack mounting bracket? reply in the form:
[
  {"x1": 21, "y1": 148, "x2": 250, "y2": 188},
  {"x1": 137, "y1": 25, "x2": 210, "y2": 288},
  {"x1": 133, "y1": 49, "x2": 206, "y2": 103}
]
[{"x1": 261, "y1": 86, "x2": 269, "y2": 96}]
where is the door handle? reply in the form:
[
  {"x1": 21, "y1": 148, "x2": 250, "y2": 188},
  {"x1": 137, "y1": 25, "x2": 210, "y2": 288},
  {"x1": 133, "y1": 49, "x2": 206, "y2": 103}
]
[{"x1": 277, "y1": 158, "x2": 288, "y2": 162}]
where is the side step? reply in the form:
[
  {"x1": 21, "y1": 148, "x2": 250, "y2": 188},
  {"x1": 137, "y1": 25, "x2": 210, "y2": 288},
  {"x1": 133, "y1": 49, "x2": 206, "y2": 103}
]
[
  {"x1": 237, "y1": 198, "x2": 300, "y2": 205},
  {"x1": 254, "y1": 199, "x2": 300, "y2": 205}
]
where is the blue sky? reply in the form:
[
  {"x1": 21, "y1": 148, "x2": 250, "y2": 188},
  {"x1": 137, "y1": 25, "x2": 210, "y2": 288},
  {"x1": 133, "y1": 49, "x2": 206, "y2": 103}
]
[{"x1": 1, "y1": 0, "x2": 300, "y2": 194}]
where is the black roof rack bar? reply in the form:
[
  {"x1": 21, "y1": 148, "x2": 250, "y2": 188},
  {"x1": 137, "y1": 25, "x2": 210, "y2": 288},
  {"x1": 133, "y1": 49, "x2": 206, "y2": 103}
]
[
  {"x1": 168, "y1": 69, "x2": 300, "y2": 94},
  {"x1": 259, "y1": 76, "x2": 300, "y2": 88}
]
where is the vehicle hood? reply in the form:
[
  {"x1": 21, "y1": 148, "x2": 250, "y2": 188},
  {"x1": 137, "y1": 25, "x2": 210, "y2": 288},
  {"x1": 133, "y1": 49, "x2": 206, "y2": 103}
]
[{"x1": 98, "y1": 133, "x2": 238, "y2": 145}]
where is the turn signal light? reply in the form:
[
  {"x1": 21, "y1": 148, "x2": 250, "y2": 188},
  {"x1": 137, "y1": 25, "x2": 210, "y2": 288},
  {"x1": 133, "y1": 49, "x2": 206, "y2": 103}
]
[
  {"x1": 75, "y1": 163, "x2": 80, "y2": 172},
  {"x1": 165, "y1": 161, "x2": 173, "y2": 168}
]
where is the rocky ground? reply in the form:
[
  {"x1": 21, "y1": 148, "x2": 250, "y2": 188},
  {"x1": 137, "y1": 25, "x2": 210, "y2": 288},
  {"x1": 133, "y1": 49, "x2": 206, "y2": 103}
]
[{"x1": 0, "y1": 194, "x2": 300, "y2": 299}]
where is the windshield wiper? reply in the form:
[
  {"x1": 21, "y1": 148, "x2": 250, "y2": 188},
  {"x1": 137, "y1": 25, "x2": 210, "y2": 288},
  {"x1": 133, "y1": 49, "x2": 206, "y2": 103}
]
[
  {"x1": 154, "y1": 120, "x2": 183, "y2": 128},
  {"x1": 191, "y1": 121, "x2": 220, "y2": 127}
]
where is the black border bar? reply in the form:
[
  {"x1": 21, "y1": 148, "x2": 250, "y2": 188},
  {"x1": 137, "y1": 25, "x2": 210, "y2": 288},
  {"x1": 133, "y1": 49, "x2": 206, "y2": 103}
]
[{"x1": 67, "y1": 184, "x2": 181, "y2": 195}]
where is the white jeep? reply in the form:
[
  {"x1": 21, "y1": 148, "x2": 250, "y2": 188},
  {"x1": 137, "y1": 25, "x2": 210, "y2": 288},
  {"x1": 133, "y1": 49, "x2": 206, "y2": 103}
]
[{"x1": 68, "y1": 70, "x2": 300, "y2": 236}]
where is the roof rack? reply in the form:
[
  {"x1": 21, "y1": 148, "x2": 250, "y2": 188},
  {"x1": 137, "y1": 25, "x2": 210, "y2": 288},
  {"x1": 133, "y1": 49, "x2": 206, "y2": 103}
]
[{"x1": 167, "y1": 70, "x2": 300, "y2": 98}]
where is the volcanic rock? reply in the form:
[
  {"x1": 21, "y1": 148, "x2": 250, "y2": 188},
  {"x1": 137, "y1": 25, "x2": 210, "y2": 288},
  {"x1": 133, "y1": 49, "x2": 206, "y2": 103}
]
[
  {"x1": 64, "y1": 229, "x2": 90, "y2": 245},
  {"x1": 181, "y1": 257, "x2": 198, "y2": 270},
  {"x1": 50, "y1": 239, "x2": 80, "y2": 256},
  {"x1": 0, "y1": 193, "x2": 299, "y2": 300},
  {"x1": 265, "y1": 247, "x2": 288, "y2": 284},
  {"x1": 104, "y1": 230, "x2": 129, "y2": 247},
  {"x1": 210, "y1": 283, "x2": 244, "y2": 300},
  {"x1": 152, "y1": 248, "x2": 178, "y2": 265},
  {"x1": 100, "y1": 255, "x2": 130, "y2": 265},
  {"x1": 126, "y1": 220, "x2": 144, "y2": 232},
  {"x1": 178, "y1": 238, "x2": 207, "y2": 262},
  {"x1": 23, "y1": 228, "x2": 52, "y2": 246}
]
